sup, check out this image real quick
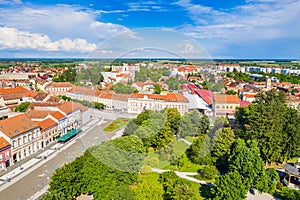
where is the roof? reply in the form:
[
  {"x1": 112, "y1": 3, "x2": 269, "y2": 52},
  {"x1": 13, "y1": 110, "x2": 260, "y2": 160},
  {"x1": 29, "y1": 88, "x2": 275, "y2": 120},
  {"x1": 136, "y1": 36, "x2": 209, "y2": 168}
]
[
  {"x1": 34, "y1": 92, "x2": 49, "y2": 101},
  {"x1": 68, "y1": 86, "x2": 101, "y2": 96},
  {"x1": 0, "y1": 86, "x2": 28, "y2": 95},
  {"x1": 45, "y1": 82, "x2": 74, "y2": 88},
  {"x1": 0, "y1": 137, "x2": 10, "y2": 149},
  {"x1": 214, "y1": 94, "x2": 240, "y2": 104},
  {"x1": 130, "y1": 93, "x2": 189, "y2": 103},
  {"x1": 26, "y1": 110, "x2": 54, "y2": 119},
  {"x1": 240, "y1": 100, "x2": 251, "y2": 107},
  {"x1": 37, "y1": 118, "x2": 57, "y2": 131},
  {"x1": 284, "y1": 163, "x2": 300, "y2": 177},
  {"x1": 134, "y1": 82, "x2": 144, "y2": 87},
  {"x1": 50, "y1": 111, "x2": 66, "y2": 120},
  {"x1": 0, "y1": 114, "x2": 39, "y2": 138},
  {"x1": 195, "y1": 89, "x2": 213, "y2": 105},
  {"x1": 58, "y1": 102, "x2": 82, "y2": 114}
]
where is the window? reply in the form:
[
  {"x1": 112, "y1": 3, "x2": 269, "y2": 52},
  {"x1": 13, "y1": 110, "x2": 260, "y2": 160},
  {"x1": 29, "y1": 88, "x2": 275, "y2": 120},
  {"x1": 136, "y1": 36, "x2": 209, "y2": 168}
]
[
  {"x1": 24, "y1": 149, "x2": 26, "y2": 157},
  {"x1": 6, "y1": 151, "x2": 9, "y2": 158},
  {"x1": 0, "y1": 154, "x2": 2, "y2": 161}
]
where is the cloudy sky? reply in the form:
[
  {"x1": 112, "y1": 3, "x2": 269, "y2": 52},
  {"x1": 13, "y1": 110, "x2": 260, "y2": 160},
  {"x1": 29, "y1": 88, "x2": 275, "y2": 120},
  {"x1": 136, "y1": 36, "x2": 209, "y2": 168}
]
[{"x1": 0, "y1": 0, "x2": 299, "y2": 58}]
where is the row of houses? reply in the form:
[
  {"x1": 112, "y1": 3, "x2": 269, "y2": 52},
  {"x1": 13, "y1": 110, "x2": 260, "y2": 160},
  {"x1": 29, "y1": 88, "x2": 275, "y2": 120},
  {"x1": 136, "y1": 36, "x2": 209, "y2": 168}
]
[
  {"x1": 0, "y1": 101, "x2": 91, "y2": 171},
  {"x1": 66, "y1": 86, "x2": 190, "y2": 115}
]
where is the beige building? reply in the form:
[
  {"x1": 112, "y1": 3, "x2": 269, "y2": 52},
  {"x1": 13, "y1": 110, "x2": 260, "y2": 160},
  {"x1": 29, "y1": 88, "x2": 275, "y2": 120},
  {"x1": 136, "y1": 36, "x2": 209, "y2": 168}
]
[
  {"x1": 45, "y1": 82, "x2": 74, "y2": 96},
  {"x1": 37, "y1": 118, "x2": 58, "y2": 148},
  {"x1": 0, "y1": 114, "x2": 41, "y2": 163},
  {"x1": 128, "y1": 93, "x2": 189, "y2": 115},
  {"x1": 214, "y1": 94, "x2": 240, "y2": 118}
]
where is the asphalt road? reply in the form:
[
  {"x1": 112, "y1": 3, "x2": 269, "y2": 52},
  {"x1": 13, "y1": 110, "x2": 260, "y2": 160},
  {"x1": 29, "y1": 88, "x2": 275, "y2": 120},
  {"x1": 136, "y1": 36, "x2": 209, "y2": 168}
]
[{"x1": 0, "y1": 119, "x2": 115, "y2": 200}]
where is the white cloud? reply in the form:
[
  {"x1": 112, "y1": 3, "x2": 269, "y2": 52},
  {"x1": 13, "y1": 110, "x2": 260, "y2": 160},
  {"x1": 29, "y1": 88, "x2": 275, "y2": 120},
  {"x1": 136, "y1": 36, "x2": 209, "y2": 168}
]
[
  {"x1": 0, "y1": 5, "x2": 129, "y2": 42},
  {"x1": 177, "y1": 0, "x2": 300, "y2": 42},
  {"x1": 0, "y1": 27, "x2": 97, "y2": 52},
  {"x1": 0, "y1": 0, "x2": 22, "y2": 5}
]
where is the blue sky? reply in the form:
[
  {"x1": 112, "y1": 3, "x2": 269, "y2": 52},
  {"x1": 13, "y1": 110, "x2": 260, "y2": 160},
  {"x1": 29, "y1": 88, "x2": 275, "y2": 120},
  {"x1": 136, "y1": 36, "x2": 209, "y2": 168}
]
[{"x1": 0, "y1": 0, "x2": 300, "y2": 58}]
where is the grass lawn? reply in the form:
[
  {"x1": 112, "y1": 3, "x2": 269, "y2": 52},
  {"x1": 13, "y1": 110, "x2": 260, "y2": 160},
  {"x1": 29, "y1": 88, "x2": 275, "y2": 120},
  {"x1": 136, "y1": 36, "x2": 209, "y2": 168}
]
[
  {"x1": 138, "y1": 172, "x2": 160, "y2": 183},
  {"x1": 103, "y1": 117, "x2": 129, "y2": 132},
  {"x1": 184, "y1": 136, "x2": 196, "y2": 143}
]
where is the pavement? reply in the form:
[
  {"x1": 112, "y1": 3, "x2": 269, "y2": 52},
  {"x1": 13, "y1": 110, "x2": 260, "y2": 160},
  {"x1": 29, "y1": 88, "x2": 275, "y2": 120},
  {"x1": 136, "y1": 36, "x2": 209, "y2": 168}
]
[{"x1": 0, "y1": 117, "x2": 105, "y2": 198}]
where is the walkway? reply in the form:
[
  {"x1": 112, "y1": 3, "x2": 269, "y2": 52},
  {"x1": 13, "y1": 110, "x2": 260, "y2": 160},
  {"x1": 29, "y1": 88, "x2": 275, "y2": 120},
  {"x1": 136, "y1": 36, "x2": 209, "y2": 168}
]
[
  {"x1": 0, "y1": 118, "x2": 102, "y2": 193},
  {"x1": 152, "y1": 168, "x2": 213, "y2": 186}
]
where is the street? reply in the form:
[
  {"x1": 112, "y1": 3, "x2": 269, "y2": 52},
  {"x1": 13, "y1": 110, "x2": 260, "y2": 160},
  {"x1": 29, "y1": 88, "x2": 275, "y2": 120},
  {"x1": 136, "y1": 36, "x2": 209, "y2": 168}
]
[{"x1": 0, "y1": 117, "x2": 118, "y2": 200}]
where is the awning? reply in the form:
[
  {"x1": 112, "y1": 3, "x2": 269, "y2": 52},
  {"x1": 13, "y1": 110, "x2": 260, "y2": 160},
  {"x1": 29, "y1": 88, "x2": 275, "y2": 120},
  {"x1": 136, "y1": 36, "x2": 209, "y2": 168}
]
[{"x1": 56, "y1": 128, "x2": 82, "y2": 142}]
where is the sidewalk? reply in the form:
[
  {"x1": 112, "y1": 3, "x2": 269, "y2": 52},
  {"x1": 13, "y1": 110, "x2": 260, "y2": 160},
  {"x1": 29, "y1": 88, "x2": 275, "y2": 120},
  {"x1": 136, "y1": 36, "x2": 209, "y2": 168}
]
[{"x1": 0, "y1": 118, "x2": 102, "y2": 191}]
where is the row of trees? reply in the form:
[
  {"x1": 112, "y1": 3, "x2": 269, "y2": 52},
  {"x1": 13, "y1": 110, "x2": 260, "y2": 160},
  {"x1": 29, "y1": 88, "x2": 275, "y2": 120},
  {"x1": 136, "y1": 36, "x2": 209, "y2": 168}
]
[
  {"x1": 110, "y1": 82, "x2": 138, "y2": 94},
  {"x1": 235, "y1": 89, "x2": 300, "y2": 163},
  {"x1": 134, "y1": 67, "x2": 169, "y2": 82}
]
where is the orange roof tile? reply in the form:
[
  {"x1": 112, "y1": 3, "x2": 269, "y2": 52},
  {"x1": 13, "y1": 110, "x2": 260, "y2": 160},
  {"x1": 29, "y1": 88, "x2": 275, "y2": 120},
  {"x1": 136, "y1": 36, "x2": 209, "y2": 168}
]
[
  {"x1": 0, "y1": 137, "x2": 10, "y2": 149},
  {"x1": 58, "y1": 102, "x2": 82, "y2": 114},
  {"x1": 214, "y1": 94, "x2": 240, "y2": 104},
  {"x1": 50, "y1": 111, "x2": 66, "y2": 120},
  {"x1": 0, "y1": 86, "x2": 28, "y2": 95},
  {"x1": 130, "y1": 93, "x2": 189, "y2": 103},
  {"x1": 38, "y1": 118, "x2": 57, "y2": 131},
  {"x1": 0, "y1": 114, "x2": 39, "y2": 138}
]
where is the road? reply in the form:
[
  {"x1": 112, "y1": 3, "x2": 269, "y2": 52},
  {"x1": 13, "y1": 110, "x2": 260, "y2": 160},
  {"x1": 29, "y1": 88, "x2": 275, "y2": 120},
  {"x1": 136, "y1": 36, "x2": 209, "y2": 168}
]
[{"x1": 0, "y1": 118, "x2": 117, "y2": 200}]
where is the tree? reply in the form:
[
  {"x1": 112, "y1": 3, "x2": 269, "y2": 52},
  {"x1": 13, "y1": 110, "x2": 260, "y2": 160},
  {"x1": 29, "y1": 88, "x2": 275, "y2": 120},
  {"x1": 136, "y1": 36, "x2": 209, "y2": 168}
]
[
  {"x1": 133, "y1": 182, "x2": 164, "y2": 200},
  {"x1": 187, "y1": 134, "x2": 212, "y2": 165},
  {"x1": 15, "y1": 102, "x2": 30, "y2": 112},
  {"x1": 173, "y1": 184, "x2": 195, "y2": 200},
  {"x1": 154, "y1": 84, "x2": 162, "y2": 94},
  {"x1": 198, "y1": 165, "x2": 220, "y2": 180},
  {"x1": 166, "y1": 77, "x2": 180, "y2": 90},
  {"x1": 110, "y1": 82, "x2": 137, "y2": 94},
  {"x1": 178, "y1": 110, "x2": 202, "y2": 138},
  {"x1": 156, "y1": 122, "x2": 174, "y2": 149},
  {"x1": 211, "y1": 128, "x2": 235, "y2": 168},
  {"x1": 123, "y1": 120, "x2": 139, "y2": 136},
  {"x1": 235, "y1": 89, "x2": 300, "y2": 163},
  {"x1": 228, "y1": 139, "x2": 265, "y2": 190},
  {"x1": 213, "y1": 171, "x2": 246, "y2": 200},
  {"x1": 225, "y1": 90, "x2": 238, "y2": 95},
  {"x1": 165, "y1": 108, "x2": 181, "y2": 134}
]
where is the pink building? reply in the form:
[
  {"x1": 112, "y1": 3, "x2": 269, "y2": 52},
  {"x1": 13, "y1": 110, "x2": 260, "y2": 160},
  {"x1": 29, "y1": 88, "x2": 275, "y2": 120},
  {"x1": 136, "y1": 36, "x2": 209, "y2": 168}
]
[{"x1": 0, "y1": 137, "x2": 12, "y2": 171}]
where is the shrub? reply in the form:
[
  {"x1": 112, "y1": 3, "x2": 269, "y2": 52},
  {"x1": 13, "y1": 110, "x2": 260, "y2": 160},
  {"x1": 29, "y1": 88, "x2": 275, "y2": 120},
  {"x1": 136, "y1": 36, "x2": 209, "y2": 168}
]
[
  {"x1": 148, "y1": 157, "x2": 159, "y2": 167},
  {"x1": 140, "y1": 165, "x2": 152, "y2": 175},
  {"x1": 198, "y1": 165, "x2": 219, "y2": 179}
]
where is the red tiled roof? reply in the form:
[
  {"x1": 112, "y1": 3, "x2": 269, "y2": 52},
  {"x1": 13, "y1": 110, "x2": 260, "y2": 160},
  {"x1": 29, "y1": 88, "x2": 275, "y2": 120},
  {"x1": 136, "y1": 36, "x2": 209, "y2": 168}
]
[
  {"x1": 0, "y1": 114, "x2": 39, "y2": 138},
  {"x1": 38, "y1": 118, "x2": 57, "y2": 131},
  {"x1": 195, "y1": 89, "x2": 213, "y2": 105},
  {"x1": 240, "y1": 100, "x2": 251, "y2": 107},
  {"x1": 58, "y1": 102, "x2": 81, "y2": 114},
  {"x1": 214, "y1": 94, "x2": 240, "y2": 104},
  {"x1": 0, "y1": 86, "x2": 28, "y2": 95},
  {"x1": 50, "y1": 111, "x2": 65, "y2": 120},
  {"x1": 0, "y1": 137, "x2": 10, "y2": 149},
  {"x1": 130, "y1": 93, "x2": 188, "y2": 103}
]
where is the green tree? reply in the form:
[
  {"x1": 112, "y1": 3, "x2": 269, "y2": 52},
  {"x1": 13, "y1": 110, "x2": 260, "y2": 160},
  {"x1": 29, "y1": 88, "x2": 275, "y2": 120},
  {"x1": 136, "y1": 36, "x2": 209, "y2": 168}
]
[
  {"x1": 15, "y1": 102, "x2": 30, "y2": 112},
  {"x1": 179, "y1": 110, "x2": 201, "y2": 138},
  {"x1": 187, "y1": 134, "x2": 212, "y2": 165},
  {"x1": 165, "y1": 108, "x2": 181, "y2": 134},
  {"x1": 165, "y1": 77, "x2": 180, "y2": 90},
  {"x1": 213, "y1": 171, "x2": 246, "y2": 200},
  {"x1": 154, "y1": 84, "x2": 162, "y2": 94},
  {"x1": 133, "y1": 182, "x2": 164, "y2": 200},
  {"x1": 225, "y1": 90, "x2": 238, "y2": 95},
  {"x1": 228, "y1": 139, "x2": 265, "y2": 190},
  {"x1": 235, "y1": 89, "x2": 300, "y2": 163},
  {"x1": 156, "y1": 122, "x2": 174, "y2": 149},
  {"x1": 110, "y1": 82, "x2": 137, "y2": 94},
  {"x1": 211, "y1": 128, "x2": 235, "y2": 168}
]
